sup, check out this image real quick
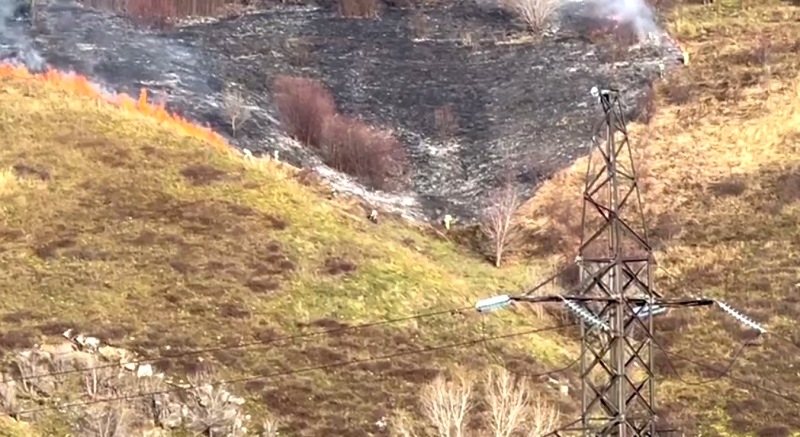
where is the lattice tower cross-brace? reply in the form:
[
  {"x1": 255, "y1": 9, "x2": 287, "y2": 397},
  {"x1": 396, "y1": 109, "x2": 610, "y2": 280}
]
[{"x1": 571, "y1": 89, "x2": 661, "y2": 436}]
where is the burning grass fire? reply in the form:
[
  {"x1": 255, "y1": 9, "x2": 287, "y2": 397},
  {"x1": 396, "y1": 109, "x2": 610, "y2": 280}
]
[{"x1": 0, "y1": 63, "x2": 231, "y2": 154}]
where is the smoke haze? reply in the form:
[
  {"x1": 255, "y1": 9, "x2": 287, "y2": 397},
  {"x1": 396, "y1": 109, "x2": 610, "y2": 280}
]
[
  {"x1": 0, "y1": 0, "x2": 45, "y2": 70},
  {"x1": 591, "y1": 0, "x2": 659, "y2": 40}
]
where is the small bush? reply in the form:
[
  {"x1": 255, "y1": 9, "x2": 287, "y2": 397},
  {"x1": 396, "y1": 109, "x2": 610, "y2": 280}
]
[
  {"x1": 321, "y1": 116, "x2": 406, "y2": 190},
  {"x1": 499, "y1": 0, "x2": 560, "y2": 33},
  {"x1": 273, "y1": 76, "x2": 337, "y2": 148},
  {"x1": 776, "y1": 169, "x2": 800, "y2": 205},
  {"x1": 273, "y1": 76, "x2": 407, "y2": 190},
  {"x1": 709, "y1": 177, "x2": 747, "y2": 197},
  {"x1": 632, "y1": 81, "x2": 656, "y2": 124},
  {"x1": 337, "y1": 0, "x2": 381, "y2": 18},
  {"x1": 433, "y1": 105, "x2": 458, "y2": 139}
]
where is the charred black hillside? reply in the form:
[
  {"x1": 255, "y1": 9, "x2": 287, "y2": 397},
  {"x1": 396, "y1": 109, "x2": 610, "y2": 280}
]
[{"x1": 1, "y1": 0, "x2": 681, "y2": 220}]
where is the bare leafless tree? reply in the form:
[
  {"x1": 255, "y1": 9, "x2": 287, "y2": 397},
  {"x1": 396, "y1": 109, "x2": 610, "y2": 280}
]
[
  {"x1": 480, "y1": 183, "x2": 523, "y2": 267},
  {"x1": 499, "y1": 0, "x2": 560, "y2": 33},
  {"x1": 525, "y1": 394, "x2": 560, "y2": 436},
  {"x1": 222, "y1": 87, "x2": 252, "y2": 138},
  {"x1": 486, "y1": 368, "x2": 530, "y2": 437},
  {"x1": 419, "y1": 373, "x2": 473, "y2": 437}
]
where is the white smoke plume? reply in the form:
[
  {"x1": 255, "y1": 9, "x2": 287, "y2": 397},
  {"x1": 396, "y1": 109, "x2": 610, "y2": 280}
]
[
  {"x1": 591, "y1": 0, "x2": 659, "y2": 41},
  {"x1": 0, "y1": 0, "x2": 46, "y2": 70}
]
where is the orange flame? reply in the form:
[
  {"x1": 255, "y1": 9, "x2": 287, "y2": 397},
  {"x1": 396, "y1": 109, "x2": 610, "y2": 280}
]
[{"x1": 0, "y1": 64, "x2": 230, "y2": 153}]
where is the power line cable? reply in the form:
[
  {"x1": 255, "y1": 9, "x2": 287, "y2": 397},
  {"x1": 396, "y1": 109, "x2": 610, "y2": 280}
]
[
  {"x1": 4, "y1": 262, "x2": 590, "y2": 388},
  {"x1": 661, "y1": 348, "x2": 800, "y2": 406},
  {"x1": 3, "y1": 305, "x2": 474, "y2": 384},
  {"x1": 648, "y1": 332, "x2": 754, "y2": 386},
  {"x1": 479, "y1": 315, "x2": 581, "y2": 379},
  {"x1": 15, "y1": 323, "x2": 573, "y2": 415},
  {"x1": 523, "y1": 262, "x2": 576, "y2": 297}
]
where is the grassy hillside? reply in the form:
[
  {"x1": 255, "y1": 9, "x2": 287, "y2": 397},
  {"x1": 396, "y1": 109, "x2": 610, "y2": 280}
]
[
  {"x1": 523, "y1": 0, "x2": 800, "y2": 434},
  {"x1": 3, "y1": 0, "x2": 800, "y2": 434},
  {"x1": 0, "y1": 67, "x2": 576, "y2": 435}
]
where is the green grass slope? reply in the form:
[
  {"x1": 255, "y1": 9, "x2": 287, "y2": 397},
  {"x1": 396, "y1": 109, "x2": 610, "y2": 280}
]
[{"x1": 0, "y1": 77, "x2": 575, "y2": 435}]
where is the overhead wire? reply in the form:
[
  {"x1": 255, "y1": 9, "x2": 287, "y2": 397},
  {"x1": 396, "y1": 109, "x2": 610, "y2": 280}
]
[
  {"x1": 2, "y1": 304, "x2": 474, "y2": 384},
  {"x1": 651, "y1": 266, "x2": 800, "y2": 403},
  {"x1": 4, "y1": 263, "x2": 586, "y2": 391},
  {"x1": 478, "y1": 315, "x2": 581, "y2": 379},
  {"x1": 648, "y1": 332, "x2": 754, "y2": 386},
  {"x1": 661, "y1": 348, "x2": 800, "y2": 405},
  {"x1": 15, "y1": 323, "x2": 573, "y2": 415}
]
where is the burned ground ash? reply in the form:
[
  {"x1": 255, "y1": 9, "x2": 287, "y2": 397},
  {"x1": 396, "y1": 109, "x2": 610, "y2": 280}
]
[{"x1": 0, "y1": 0, "x2": 682, "y2": 222}]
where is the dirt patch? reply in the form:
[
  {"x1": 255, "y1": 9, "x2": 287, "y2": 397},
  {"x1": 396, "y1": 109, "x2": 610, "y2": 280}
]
[
  {"x1": 0, "y1": 329, "x2": 36, "y2": 349},
  {"x1": 218, "y1": 301, "x2": 251, "y2": 319},
  {"x1": 32, "y1": 237, "x2": 77, "y2": 259},
  {"x1": 708, "y1": 176, "x2": 747, "y2": 197},
  {"x1": 37, "y1": 320, "x2": 82, "y2": 336},
  {"x1": 13, "y1": 163, "x2": 50, "y2": 181},
  {"x1": 1, "y1": 310, "x2": 37, "y2": 324},
  {"x1": 775, "y1": 168, "x2": 800, "y2": 205},
  {"x1": 323, "y1": 257, "x2": 357, "y2": 275},
  {"x1": 180, "y1": 163, "x2": 228, "y2": 186},
  {"x1": 96, "y1": 149, "x2": 133, "y2": 168},
  {"x1": 245, "y1": 277, "x2": 281, "y2": 294},
  {"x1": 0, "y1": 229, "x2": 25, "y2": 242}
]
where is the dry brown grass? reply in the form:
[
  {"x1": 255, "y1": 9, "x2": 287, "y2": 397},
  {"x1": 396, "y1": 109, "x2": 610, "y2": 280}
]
[{"x1": 519, "y1": 0, "x2": 800, "y2": 433}]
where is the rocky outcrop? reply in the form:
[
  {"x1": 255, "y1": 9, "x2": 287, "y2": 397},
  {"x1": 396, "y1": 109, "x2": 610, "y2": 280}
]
[{"x1": 0, "y1": 330, "x2": 252, "y2": 436}]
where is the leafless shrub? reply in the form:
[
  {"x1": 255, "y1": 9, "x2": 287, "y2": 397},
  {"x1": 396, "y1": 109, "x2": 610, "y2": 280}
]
[
  {"x1": 338, "y1": 0, "x2": 381, "y2": 18},
  {"x1": 709, "y1": 177, "x2": 747, "y2": 197},
  {"x1": 525, "y1": 394, "x2": 560, "y2": 436},
  {"x1": 260, "y1": 413, "x2": 280, "y2": 436},
  {"x1": 273, "y1": 76, "x2": 337, "y2": 148},
  {"x1": 486, "y1": 367, "x2": 529, "y2": 437},
  {"x1": 12, "y1": 351, "x2": 53, "y2": 397},
  {"x1": 499, "y1": 0, "x2": 560, "y2": 33},
  {"x1": 76, "y1": 401, "x2": 133, "y2": 437},
  {"x1": 633, "y1": 81, "x2": 656, "y2": 125},
  {"x1": 137, "y1": 375, "x2": 169, "y2": 425},
  {"x1": 321, "y1": 115, "x2": 407, "y2": 190},
  {"x1": 222, "y1": 87, "x2": 252, "y2": 138},
  {"x1": 49, "y1": 353, "x2": 75, "y2": 387},
  {"x1": 434, "y1": 105, "x2": 458, "y2": 139},
  {"x1": 184, "y1": 372, "x2": 246, "y2": 436},
  {"x1": 409, "y1": 11, "x2": 432, "y2": 38},
  {"x1": 0, "y1": 372, "x2": 17, "y2": 415},
  {"x1": 484, "y1": 368, "x2": 562, "y2": 436},
  {"x1": 285, "y1": 38, "x2": 313, "y2": 66},
  {"x1": 84, "y1": 367, "x2": 123, "y2": 400},
  {"x1": 273, "y1": 76, "x2": 407, "y2": 189},
  {"x1": 419, "y1": 373, "x2": 473, "y2": 437},
  {"x1": 480, "y1": 183, "x2": 523, "y2": 267}
]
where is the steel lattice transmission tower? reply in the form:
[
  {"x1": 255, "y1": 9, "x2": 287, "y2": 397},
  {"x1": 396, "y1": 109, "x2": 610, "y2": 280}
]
[
  {"x1": 474, "y1": 87, "x2": 766, "y2": 437},
  {"x1": 572, "y1": 88, "x2": 660, "y2": 436}
]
